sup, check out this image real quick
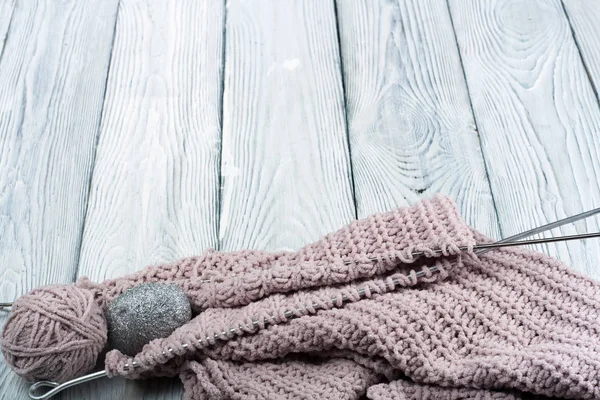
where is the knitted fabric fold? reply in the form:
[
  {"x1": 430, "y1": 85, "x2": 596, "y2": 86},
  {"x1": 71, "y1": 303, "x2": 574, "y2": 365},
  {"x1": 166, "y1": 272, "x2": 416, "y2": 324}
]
[
  {"x1": 180, "y1": 357, "x2": 380, "y2": 400},
  {"x1": 94, "y1": 195, "x2": 600, "y2": 399}
]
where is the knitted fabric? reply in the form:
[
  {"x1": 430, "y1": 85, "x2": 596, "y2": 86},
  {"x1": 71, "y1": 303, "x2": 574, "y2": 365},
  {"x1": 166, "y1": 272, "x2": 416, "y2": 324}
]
[
  {"x1": 367, "y1": 380, "x2": 522, "y2": 400},
  {"x1": 86, "y1": 196, "x2": 600, "y2": 399}
]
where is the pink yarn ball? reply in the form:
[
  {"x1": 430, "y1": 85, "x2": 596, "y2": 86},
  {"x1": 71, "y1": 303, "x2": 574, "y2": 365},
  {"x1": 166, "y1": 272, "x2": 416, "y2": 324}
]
[{"x1": 1, "y1": 284, "x2": 107, "y2": 382}]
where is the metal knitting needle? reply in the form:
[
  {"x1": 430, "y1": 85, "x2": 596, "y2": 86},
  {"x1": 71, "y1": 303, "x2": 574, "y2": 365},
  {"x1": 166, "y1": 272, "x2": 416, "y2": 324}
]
[
  {"x1": 468, "y1": 232, "x2": 600, "y2": 252},
  {"x1": 26, "y1": 206, "x2": 600, "y2": 399},
  {"x1": 397, "y1": 205, "x2": 600, "y2": 277},
  {"x1": 0, "y1": 302, "x2": 12, "y2": 310},
  {"x1": 29, "y1": 371, "x2": 108, "y2": 400},
  {"x1": 354, "y1": 206, "x2": 600, "y2": 263},
  {"x1": 406, "y1": 231, "x2": 600, "y2": 279},
  {"x1": 364, "y1": 231, "x2": 600, "y2": 264}
]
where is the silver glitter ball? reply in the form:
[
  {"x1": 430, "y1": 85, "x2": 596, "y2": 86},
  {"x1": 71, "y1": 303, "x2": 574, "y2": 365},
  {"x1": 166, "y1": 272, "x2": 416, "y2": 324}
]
[{"x1": 107, "y1": 283, "x2": 192, "y2": 356}]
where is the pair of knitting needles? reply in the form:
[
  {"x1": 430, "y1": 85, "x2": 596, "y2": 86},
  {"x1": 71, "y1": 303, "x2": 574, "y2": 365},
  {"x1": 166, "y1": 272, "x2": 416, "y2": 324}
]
[{"x1": 22, "y1": 207, "x2": 600, "y2": 399}]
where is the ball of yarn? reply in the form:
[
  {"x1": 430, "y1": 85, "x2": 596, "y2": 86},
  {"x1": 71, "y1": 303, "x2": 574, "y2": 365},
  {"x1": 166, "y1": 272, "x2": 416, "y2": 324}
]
[
  {"x1": 107, "y1": 283, "x2": 191, "y2": 356},
  {"x1": 1, "y1": 284, "x2": 107, "y2": 382}
]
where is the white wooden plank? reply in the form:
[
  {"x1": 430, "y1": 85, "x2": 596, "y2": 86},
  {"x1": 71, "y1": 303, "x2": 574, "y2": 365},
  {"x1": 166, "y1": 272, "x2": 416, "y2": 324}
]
[
  {"x1": 219, "y1": 0, "x2": 355, "y2": 252},
  {"x1": 0, "y1": 0, "x2": 119, "y2": 398},
  {"x1": 335, "y1": 0, "x2": 500, "y2": 238},
  {"x1": 449, "y1": 0, "x2": 600, "y2": 278},
  {"x1": 75, "y1": 0, "x2": 225, "y2": 399},
  {"x1": 562, "y1": 0, "x2": 600, "y2": 96}
]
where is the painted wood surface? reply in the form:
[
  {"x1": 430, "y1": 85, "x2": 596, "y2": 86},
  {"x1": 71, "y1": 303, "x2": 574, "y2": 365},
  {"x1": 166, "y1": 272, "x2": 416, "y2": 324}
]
[
  {"x1": 563, "y1": 0, "x2": 600, "y2": 97},
  {"x1": 335, "y1": 0, "x2": 500, "y2": 238},
  {"x1": 449, "y1": 0, "x2": 600, "y2": 278},
  {"x1": 219, "y1": 0, "x2": 355, "y2": 252},
  {"x1": 75, "y1": 1, "x2": 225, "y2": 399},
  {"x1": 0, "y1": 0, "x2": 119, "y2": 399}
]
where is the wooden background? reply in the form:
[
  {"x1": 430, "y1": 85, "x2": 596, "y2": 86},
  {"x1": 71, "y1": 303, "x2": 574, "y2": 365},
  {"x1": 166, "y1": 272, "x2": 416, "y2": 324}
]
[{"x1": 1, "y1": 0, "x2": 600, "y2": 398}]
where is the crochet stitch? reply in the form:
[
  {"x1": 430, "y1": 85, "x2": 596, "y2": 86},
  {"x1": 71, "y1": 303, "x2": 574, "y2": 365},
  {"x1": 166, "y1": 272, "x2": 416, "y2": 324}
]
[{"x1": 3, "y1": 195, "x2": 600, "y2": 399}]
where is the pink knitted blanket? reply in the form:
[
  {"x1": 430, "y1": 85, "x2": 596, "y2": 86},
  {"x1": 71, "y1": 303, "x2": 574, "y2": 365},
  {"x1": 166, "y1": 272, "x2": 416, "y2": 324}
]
[{"x1": 81, "y1": 196, "x2": 600, "y2": 399}]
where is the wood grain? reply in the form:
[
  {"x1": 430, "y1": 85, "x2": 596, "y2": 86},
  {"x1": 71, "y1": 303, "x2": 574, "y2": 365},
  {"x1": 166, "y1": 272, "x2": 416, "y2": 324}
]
[
  {"x1": 0, "y1": 0, "x2": 14, "y2": 58},
  {"x1": 336, "y1": 0, "x2": 499, "y2": 237},
  {"x1": 0, "y1": 0, "x2": 119, "y2": 399},
  {"x1": 219, "y1": 0, "x2": 355, "y2": 252},
  {"x1": 449, "y1": 0, "x2": 600, "y2": 278},
  {"x1": 75, "y1": 0, "x2": 225, "y2": 399},
  {"x1": 562, "y1": 0, "x2": 600, "y2": 96}
]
